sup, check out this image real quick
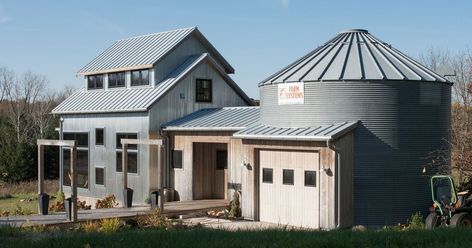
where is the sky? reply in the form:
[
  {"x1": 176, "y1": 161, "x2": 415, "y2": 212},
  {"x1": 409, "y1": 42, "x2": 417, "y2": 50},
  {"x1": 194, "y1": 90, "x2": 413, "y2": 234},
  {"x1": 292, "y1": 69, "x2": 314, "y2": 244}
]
[{"x1": 0, "y1": 0, "x2": 471, "y2": 99}]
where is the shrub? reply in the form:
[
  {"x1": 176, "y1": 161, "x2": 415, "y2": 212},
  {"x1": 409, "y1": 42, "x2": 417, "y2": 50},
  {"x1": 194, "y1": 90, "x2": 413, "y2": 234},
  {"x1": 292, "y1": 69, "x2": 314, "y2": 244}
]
[
  {"x1": 95, "y1": 195, "x2": 118, "y2": 209},
  {"x1": 228, "y1": 191, "x2": 241, "y2": 218},
  {"x1": 1, "y1": 211, "x2": 10, "y2": 217},
  {"x1": 81, "y1": 221, "x2": 100, "y2": 233},
  {"x1": 407, "y1": 212, "x2": 425, "y2": 230},
  {"x1": 137, "y1": 208, "x2": 170, "y2": 229},
  {"x1": 100, "y1": 218, "x2": 122, "y2": 233},
  {"x1": 77, "y1": 199, "x2": 91, "y2": 210}
]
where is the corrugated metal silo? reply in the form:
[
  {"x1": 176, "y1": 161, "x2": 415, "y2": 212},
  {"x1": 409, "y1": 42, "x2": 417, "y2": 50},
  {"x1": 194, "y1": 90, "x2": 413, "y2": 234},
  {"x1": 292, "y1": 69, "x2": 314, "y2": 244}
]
[{"x1": 258, "y1": 29, "x2": 452, "y2": 226}]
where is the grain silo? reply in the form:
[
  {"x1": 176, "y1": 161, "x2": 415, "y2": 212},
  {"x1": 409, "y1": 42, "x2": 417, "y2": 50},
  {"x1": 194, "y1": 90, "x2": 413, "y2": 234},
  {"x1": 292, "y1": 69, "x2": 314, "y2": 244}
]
[{"x1": 257, "y1": 29, "x2": 452, "y2": 226}]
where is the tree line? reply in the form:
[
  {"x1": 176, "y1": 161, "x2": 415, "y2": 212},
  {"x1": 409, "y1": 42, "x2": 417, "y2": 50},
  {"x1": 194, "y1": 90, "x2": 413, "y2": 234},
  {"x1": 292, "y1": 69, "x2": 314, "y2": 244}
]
[{"x1": 0, "y1": 67, "x2": 73, "y2": 183}]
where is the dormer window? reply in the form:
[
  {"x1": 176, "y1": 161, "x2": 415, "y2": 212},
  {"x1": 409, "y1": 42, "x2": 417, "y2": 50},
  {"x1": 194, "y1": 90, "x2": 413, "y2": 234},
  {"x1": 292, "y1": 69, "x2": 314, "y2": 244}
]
[
  {"x1": 87, "y1": 75, "x2": 104, "y2": 90},
  {"x1": 131, "y1": 69, "x2": 149, "y2": 86},
  {"x1": 108, "y1": 72, "x2": 126, "y2": 88}
]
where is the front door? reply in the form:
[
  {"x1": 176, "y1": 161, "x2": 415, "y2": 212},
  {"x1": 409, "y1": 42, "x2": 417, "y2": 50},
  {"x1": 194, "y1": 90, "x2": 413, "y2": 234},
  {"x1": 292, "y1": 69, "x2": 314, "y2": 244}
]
[{"x1": 193, "y1": 142, "x2": 227, "y2": 199}]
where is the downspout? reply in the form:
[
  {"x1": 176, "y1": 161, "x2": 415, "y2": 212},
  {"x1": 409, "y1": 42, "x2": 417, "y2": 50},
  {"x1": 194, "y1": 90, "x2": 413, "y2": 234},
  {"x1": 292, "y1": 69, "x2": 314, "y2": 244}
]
[{"x1": 327, "y1": 139, "x2": 341, "y2": 229}]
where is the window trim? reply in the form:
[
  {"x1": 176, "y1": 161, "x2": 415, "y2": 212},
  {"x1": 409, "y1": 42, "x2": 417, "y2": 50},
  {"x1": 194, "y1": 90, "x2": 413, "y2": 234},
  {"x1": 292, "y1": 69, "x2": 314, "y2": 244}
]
[
  {"x1": 95, "y1": 166, "x2": 106, "y2": 186},
  {"x1": 115, "y1": 132, "x2": 139, "y2": 174},
  {"x1": 130, "y1": 69, "x2": 150, "y2": 87},
  {"x1": 108, "y1": 72, "x2": 126, "y2": 88},
  {"x1": 195, "y1": 78, "x2": 213, "y2": 103},
  {"x1": 283, "y1": 169, "x2": 294, "y2": 185},
  {"x1": 95, "y1": 128, "x2": 105, "y2": 146}
]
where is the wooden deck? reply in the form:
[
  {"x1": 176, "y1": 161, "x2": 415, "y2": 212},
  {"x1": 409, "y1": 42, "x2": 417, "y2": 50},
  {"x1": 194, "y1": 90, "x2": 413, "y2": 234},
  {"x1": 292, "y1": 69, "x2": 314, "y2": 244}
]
[{"x1": 0, "y1": 199, "x2": 227, "y2": 227}]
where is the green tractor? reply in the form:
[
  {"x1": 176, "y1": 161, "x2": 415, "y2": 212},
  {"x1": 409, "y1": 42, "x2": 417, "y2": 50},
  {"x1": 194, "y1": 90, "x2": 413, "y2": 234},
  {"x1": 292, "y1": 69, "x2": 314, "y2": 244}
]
[{"x1": 426, "y1": 175, "x2": 472, "y2": 229}]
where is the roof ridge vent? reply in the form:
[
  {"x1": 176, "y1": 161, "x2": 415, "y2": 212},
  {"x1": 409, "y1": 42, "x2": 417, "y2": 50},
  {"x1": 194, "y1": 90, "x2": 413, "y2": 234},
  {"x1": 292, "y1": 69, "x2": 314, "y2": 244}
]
[{"x1": 339, "y1": 29, "x2": 369, "y2": 34}]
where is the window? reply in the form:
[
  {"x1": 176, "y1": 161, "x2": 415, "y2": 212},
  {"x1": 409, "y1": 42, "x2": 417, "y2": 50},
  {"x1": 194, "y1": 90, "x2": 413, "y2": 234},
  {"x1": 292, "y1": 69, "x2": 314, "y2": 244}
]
[
  {"x1": 116, "y1": 133, "x2": 138, "y2": 173},
  {"x1": 304, "y1": 170, "x2": 317, "y2": 187},
  {"x1": 116, "y1": 133, "x2": 138, "y2": 149},
  {"x1": 63, "y1": 133, "x2": 88, "y2": 147},
  {"x1": 87, "y1": 75, "x2": 103, "y2": 89},
  {"x1": 283, "y1": 169, "x2": 294, "y2": 185},
  {"x1": 108, "y1": 72, "x2": 126, "y2": 88},
  {"x1": 131, "y1": 69, "x2": 149, "y2": 86},
  {"x1": 172, "y1": 150, "x2": 183, "y2": 169},
  {"x1": 216, "y1": 150, "x2": 227, "y2": 170},
  {"x1": 95, "y1": 128, "x2": 104, "y2": 146},
  {"x1": 63, "y1": 150, "x2": 89, "y2": 188},
  {"x1": 95, "y1": 167, "x2": 105, "y2": 186},
  {"x1": 262, "y1": 168, "x2": 273, "y2": 183},
  {"x1": 196, "y1": 79, "x2": 212, "y2": 102}
]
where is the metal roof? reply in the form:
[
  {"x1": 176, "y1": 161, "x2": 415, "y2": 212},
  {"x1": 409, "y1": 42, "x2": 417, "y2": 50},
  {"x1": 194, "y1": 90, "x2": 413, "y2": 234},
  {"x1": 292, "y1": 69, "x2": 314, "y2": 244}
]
[
  {"x1": 162, "y1": 107, "x2": 260, "y2": 131},
  {"x1": 233, "y1": 121, "x2": 358, "y2": 141},
  {"x1": 53, "y1": 53, "x2": 251, "y2": 114},
  {"x1": 77, "y1": 27, "x2": 234, "y2": 76},
  {"x1": 260, "y1": 29, "x2": 449, "y2": 86}
]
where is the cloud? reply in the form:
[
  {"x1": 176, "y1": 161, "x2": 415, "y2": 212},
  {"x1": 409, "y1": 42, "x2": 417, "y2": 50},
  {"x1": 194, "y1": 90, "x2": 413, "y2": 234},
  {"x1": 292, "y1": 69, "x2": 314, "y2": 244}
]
[
  {"x1": 0, "y1": 16, "x2": 10, "y2": 24},
  {"x1": 279, "y1": 0, "x2": 290, "y2": 8}
]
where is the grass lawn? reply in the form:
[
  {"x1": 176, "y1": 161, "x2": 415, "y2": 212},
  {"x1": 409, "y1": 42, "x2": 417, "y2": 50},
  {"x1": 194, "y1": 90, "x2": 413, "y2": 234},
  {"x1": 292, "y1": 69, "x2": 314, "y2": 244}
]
[
  {"x1": 0, "y1": 193, "x2": 39, "y2": 214},
  {"x1": 2, "y1": 227, "x2": 472, "y2": 248}
]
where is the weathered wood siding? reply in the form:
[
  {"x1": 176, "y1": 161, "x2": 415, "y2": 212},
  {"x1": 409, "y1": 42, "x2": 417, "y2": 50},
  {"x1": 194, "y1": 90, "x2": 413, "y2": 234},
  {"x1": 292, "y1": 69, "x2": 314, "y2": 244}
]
[
  {"x1": 168, "y1": 131, "x2": 232, "y2": 201},
  {"x1": 192, "y1": 142, "x2": 227, "y2": 200},
  {"x1": 61, "y1": 112, "x2": 150, "y2": 205}
]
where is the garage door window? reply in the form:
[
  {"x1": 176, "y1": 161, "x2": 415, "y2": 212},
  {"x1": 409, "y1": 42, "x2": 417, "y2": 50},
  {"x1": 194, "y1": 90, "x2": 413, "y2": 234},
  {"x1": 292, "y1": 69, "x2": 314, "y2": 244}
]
[
  {"x1": 262, "y1": 168, "x2": 273, "y2": 183},
  {"x1": 283, "y1": 169, "x2": 294, "y2": 185},
  {"x1": 305, "y1": 170, "x2": 316, "y2": 187}
]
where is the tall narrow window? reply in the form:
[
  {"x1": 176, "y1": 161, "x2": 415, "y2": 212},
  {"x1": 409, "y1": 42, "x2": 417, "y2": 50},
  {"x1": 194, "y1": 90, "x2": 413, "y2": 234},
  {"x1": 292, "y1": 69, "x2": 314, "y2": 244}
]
[
  {"x1": 87, "y1": 75, "x2": 103, "y2": 89},
  {"x1": 196, "y1": 79, "x2": 212, "y2": 102},
  {"x1": 116, "y1": 133, "x2": 138, "y2": 173},
  {"x1": 95, "y1": 167, "x2": 105, "y2": 186},
  {"x1": 108, "y1": 72, "x2": 126, "y2": 88},
  {"x1": 62, "y1": 132, "x2": 89, "y2": 189},
  {"x1": 131, "y1": 69, "x2": 149, "y2": 86},
  {"x1": 95, "y1": 128, "x2": 104, "y2": 146},
  {"x1": 305, "y1": 170, "x2": 316, "y2": 187},
  {"x1": 172, "y1": 150, "x2": 183, "y2": 169},
  {"x1": 216, "y1": 150, "x2": 227, "y2": 170}
]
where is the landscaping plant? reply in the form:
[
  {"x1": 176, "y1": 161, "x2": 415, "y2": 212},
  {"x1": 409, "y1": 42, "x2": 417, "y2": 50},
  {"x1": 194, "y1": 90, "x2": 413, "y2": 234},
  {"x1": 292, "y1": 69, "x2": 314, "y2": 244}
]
[
  {"x1": 95, "y1": 194, "x2": 118, "y2": 209},
  {"x1": 228, "y1": 191, "x2": 241, "y2": 218}
]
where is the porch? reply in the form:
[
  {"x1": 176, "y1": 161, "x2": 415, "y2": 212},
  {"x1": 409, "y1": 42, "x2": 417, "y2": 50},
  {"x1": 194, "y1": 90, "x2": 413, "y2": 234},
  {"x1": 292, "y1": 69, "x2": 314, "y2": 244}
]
[{"x1": 0, "y1": 199, "x2": 227, "y2": 227}]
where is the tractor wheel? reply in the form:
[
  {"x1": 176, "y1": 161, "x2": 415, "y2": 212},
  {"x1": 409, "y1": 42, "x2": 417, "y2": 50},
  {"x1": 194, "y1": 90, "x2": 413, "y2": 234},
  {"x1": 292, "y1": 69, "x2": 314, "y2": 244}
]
[
  {"x1": 450, "y1": 212, "x2": 472, "y2": 228},
  {"x1": 425, "y1": 212, "x2": 441, "y2": 229}
]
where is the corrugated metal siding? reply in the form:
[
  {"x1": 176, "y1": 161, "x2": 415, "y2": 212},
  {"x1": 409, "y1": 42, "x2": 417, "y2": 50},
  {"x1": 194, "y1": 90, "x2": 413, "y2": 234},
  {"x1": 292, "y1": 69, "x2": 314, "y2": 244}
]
[
  {"x1": 233, "y1": 121, "x2": 358, "y2": 141},
  {"x1": 259, "y1": 29, "x2": 448, "y2": 85},
  {"x1": 163, "y1": 107, "x2": 259, "y2": 131},
  {"x1": 259, "y1": 81, "x2": 451, "y2": 226}
]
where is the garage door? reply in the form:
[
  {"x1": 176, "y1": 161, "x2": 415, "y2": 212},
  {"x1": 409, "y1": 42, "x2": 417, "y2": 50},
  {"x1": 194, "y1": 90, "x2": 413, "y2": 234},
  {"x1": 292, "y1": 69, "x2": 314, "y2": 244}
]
[{"x1": 259, "y1": 149, "x2": 319, "y2": 228}]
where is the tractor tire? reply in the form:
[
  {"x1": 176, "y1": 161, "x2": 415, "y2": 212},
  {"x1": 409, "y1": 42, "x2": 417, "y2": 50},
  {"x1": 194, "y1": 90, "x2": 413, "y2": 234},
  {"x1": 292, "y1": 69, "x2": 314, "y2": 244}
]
[
  {"x1": 425, "y1": 212, "x2": 441, "y2": 230},
  {"x1": 450, "y1": 212, "x2": 472, "y2": 228}
]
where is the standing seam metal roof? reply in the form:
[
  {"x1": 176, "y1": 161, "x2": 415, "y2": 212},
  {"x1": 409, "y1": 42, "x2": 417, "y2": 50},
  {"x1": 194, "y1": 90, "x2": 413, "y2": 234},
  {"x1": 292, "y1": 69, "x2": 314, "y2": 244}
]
[
  {"x1": 162, "y1": 107, "x2": 260, "y2": 131},
  {"x1": 52, "y1": 53, "x2": 251, "y2": 114},
  {"x1": 77, "y1": 27, "x2": 234, "y2": 75},
  {"x1": 259, "y1": 29, "x2": 449, "y2": 86},
  {"x1": 233, "y1": 121, "x2": 359, "y2": 141}
]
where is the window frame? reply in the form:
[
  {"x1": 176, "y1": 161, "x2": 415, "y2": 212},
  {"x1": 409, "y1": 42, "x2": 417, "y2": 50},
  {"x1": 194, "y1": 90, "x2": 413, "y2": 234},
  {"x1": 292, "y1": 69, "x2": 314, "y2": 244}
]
[
  {"x1": 95, "y1": 128, "x2": 105, "y2": 146},
  {"x1": 108, "y1": 72, "x2": 126, "y2": 88},
  {"x1": 130, "y1": 69, "x2": 150, "y2": 86},
  {"x1": 304, "y1": 170, "x2": 317, "y2": 187},
  {"x1": 62, "y1": 131, "x2": 90, "y2": 189},
  {"x1": 115, "y1": 132, "x2": 139, "y2": 174},
  {"x1": 195, "y1": 78, "x2": 213, "y2": 103},
  {"x1": 283, "y1": 169, "x2": 294, "y2": 185},
  {"x1": 262, "y1": 168, "x2": 273, "y2": 184},
  {"x1": 95, "y1": 166, "x2": 106, "y2": 186},
  {"x1": 172, "y1": 150, "x2": 183, "y2": 169},
  {"x1": 87, "y1": 74, "x2": 104, "y2": 90}
]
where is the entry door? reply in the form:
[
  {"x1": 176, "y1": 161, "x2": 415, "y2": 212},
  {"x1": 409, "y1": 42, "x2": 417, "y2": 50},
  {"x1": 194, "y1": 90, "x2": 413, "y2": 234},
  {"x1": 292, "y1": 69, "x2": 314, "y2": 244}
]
[
  {"x1": 193, "y1": 143, "x2": 227, "y2": 200},
  {"x1": 259, "y1": 150, "x2": 320, "y2": 228}
]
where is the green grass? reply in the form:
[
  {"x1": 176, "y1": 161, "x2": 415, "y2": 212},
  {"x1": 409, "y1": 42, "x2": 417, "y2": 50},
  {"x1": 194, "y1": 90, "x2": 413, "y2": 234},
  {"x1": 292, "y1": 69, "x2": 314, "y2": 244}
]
[
  {"x1": 2, "y1": 227, "x2": 472, "y2": 248},
  {"x1": 0, "y1": 193, "x2": 38, "y2": 214}
]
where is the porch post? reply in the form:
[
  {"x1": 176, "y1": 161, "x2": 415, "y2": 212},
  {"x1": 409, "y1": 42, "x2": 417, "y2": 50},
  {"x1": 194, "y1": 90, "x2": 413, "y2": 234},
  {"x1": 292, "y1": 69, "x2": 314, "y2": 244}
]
[
  {"x1": 38, "y1": 144, "x2": 44, "y2": 196},
  {"x1": 122, "y1": 143, "x2": 128, "y2": 189},
  {"x1": 157, "y1": 144, "x2": 164, "y2": 211},
  {"x1": 70, "y1": 146, "x2": 77, "y2": 222}
]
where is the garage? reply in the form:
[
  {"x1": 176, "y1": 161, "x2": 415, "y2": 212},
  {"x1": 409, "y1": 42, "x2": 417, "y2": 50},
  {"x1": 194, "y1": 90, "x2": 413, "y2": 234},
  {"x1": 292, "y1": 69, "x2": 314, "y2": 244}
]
[{"x1": 259, "y1": 149, "x2": 320, "y2": 228}]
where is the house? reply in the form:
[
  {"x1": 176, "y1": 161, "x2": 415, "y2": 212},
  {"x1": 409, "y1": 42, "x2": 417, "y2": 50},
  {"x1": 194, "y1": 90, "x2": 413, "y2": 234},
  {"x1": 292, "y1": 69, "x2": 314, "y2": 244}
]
[
  {"x1": 52, "y1": 27, "x2": 253, "y2": 206},
  {"x1": 53, "y1": 28, "x2": 451, "y2": 229}
]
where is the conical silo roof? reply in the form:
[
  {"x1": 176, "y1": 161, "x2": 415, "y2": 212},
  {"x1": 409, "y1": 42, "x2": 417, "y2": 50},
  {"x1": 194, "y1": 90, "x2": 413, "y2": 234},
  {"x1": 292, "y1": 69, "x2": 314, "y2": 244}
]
[{"x1": 259, "y1": 29, "x2": 449, "y2": 86}]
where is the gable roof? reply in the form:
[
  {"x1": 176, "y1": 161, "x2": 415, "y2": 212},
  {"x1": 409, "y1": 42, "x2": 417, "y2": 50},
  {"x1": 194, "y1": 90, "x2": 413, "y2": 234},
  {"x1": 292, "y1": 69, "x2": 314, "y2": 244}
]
[
  {"x1": 162, "y1": 107, "x2": 260, "y2": 131},
  {"x1": 77, "y1": 27, "x2": 234, "y2": 76},
  {"x1": 260, "y1": 29, "x2": 450, "y2": 86},
  {"x1": 52, "y1": 53, "x2": 252, "y2": 115},
  {"x1": 233, "y1": 121, "x2": 358, "y2": 141}
]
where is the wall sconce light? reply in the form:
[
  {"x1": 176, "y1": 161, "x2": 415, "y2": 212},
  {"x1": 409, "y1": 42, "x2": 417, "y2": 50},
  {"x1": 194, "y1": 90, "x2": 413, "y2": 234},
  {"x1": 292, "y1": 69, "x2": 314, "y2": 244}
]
[
  {"x1": 241, "y1": 157, "x2": 249, "y2": 168},
  {"x1": 320, "y1": 165, "x2": 331, "y2": 174}
]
